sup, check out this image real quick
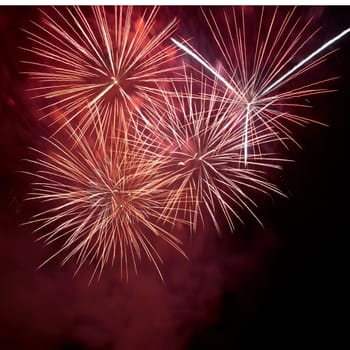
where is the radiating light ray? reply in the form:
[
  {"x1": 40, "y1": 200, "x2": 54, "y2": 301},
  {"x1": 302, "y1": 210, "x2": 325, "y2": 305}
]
[
  {"x1": 171, "y1": 38, "x2": 242, "y2": 99},
  {"x1": 260, "y1": 27, "x2": 350, "y2": 97},
  {"x1": 23, "y1": 106, "x2": 189, "y2": 282},
  {"x1": 244, "y1": 103, "x2": 251, "y2": 164},
  {"x1": 88, "y1": 78, "x2": 118, "y2": 106},
  {"x1": 21, "y1": 6, "x2": 181, "y2": 135}
]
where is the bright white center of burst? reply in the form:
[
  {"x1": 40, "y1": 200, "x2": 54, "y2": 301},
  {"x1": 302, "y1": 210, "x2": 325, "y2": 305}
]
[{"x1": 112, "y1": 77, "x2": 118, "y2": 85}]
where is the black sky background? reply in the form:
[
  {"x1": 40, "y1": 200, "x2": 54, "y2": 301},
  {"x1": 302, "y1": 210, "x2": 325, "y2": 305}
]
[{"x1": 0, "y1": 5, "x2": 349, "y2": 350}]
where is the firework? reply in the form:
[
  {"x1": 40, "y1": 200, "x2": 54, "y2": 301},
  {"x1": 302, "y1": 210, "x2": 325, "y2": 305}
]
[
  {"x1": 21, "y1": 6, "x2": 181, "y2": 134},
  {"x1": 20, "y1": 6, "x2": 349, "y2": 282},
  {"x1": 172, "y1": 7, "x2": 349, "y2": 164},
  {"x1": 143, "y1": 67, "x2": 286, "y2": 233},
  {"x1": 23, "y1": 107, "x2": 188, "y2": 281}
]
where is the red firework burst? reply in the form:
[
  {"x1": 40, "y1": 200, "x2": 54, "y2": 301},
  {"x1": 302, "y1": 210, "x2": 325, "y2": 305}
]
[
  {"x1": 143, "y1": 67, "x2": 286, "y2": 233},
  {"x1": 21, "y1": 6, "x2": 181, "y2": 135},
  {"x1": 23, "y1": 107, "x2": 189, "y2": 281},
  {"x1": 172, "y1": 7, "x2": 349, "y2": 164}
]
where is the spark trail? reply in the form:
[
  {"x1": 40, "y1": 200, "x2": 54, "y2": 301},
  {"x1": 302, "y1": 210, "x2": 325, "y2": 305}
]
[
  {"x1": 260, "y1": 27, "x2": 350, "y2": 96},
  {"x1": 170, "y1": 38, "x2": 239, "y2": 95}
]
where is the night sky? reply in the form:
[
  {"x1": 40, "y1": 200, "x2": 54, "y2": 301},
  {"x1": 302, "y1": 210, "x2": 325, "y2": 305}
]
[{"x1": 0, "y1": 5, "x2": 349, "y2": 350}]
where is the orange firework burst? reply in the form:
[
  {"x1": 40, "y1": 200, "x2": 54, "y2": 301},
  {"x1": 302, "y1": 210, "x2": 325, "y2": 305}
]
[
  {"x1": 172, "y1": 7, "x2": 349, "y2": 164},
  {"x1": 144, "y1": 67, "x2": 286, "y2": 233},
  {"x1": 23, "y1": 107, "x2": 188, "y2": 281},
  {"x1": 21, "y1": 6, "x2": 180, "y2": 134}
]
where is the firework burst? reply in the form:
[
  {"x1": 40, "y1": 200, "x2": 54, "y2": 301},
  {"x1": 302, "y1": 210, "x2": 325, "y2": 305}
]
[
  {"x1": 172, "y1": 7, "x2": 349, "y2": 164},
  {"x1": 21, "y1": 6, "x2": 181, "y2": 134},
  {"x1": 143, "y1": 68, "x2": 286, "y2": 233},
  {"x1": 23, "y1": 107, "x2": 188, "y2": 281},
  {"x1": 19, "y1": 6, "x2": 350, "y2": 282}
]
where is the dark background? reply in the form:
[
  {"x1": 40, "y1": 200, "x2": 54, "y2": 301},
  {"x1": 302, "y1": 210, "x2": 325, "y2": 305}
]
[{"x1": 0, "y1": 5, "x2": 348, "y2": 350}]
